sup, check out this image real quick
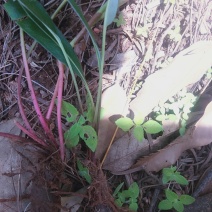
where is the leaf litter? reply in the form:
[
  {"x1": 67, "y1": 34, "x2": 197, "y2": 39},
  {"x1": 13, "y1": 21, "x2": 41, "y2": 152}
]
[{"x1": 1, "y1": 0, "x2": 212, "y2": 211}]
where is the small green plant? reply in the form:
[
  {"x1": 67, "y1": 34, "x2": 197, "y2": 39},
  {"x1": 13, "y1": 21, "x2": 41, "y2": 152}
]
[
  {"x1": 113, "y1": 13, "x2": 126, "y2": 27},
  {"x1": 159, "y1": 189, "x2": 195, "y2": 212},
  {"x1": 77, "y1": 159, "x2": 91, "y2": 184},
  {"x1": 115, "y1": 115, "x2": 163, "y2": 142},
  {"x1": 61, "y1": 100, "x2": 97, "y2": 152},
  {"x1": 113, "y1": 182, "x2": 139, "y2": 211},
  {"x1": 136, "y1": 24, "x2": 151, "y2": 38},
  {"x1": 158, "y1": 166, "x2": 195, "y2": 212},
  {"x1": 168, "y1": 25, "x2": 182, "y2": 42},
  {"x1": 154, "y1": 89, "x2": 197, "y2": 135}
]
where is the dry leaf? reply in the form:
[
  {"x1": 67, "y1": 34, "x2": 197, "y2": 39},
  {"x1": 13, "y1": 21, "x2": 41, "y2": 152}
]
[
  {"x1": 114, "y1": 101, "x2": 212, "y2": 174},
  {"x1": 95, "y1": 84, "x2": 128, "y2": 160},
  {"x1": 130, "y1": 41, "x2": 212, "y2": 118}
]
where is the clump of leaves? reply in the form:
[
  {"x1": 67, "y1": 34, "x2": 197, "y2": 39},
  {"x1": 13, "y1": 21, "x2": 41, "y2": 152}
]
[
  {"x1": 115, "y1": 115, "x2": 163, "y2": 142},
  {"x1": 113, "y1": 182, "x2": 139, "y2": 211},
  {"x1": 61, "y1": 100, "x2": 97, "y2": 152},
  {"x1": 159, "y1": 189, "x2": 195, "y2": 212},
  {"x1": 113, "y1": 13, "x2": 126, "y2": 27},
  {"x1": 158, "y1": 166, "x2": 195, "y2": 212},
  {"x1": 154, "y1": 89, "x2": 197, "y2": 135},
  {"x1": 206, "y1": 67, "x2": 212, "y2": 79}
]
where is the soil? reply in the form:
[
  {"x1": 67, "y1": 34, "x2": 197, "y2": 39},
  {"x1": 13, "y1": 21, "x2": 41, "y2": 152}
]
[{"x1": 0, "y1": 0, "x2": 212, "y2": 211}]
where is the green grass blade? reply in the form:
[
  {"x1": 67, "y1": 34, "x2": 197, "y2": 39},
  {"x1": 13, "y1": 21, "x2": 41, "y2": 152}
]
[{"x1": 4, "y1": 0, "x2": 83, "y2": 76}]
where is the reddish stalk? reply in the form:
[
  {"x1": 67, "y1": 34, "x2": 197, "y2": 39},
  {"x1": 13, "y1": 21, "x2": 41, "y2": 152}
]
[
  {"x1": 20, "y1": 29, "x2": 57, "y2": 145},
  {"x1": 15, "y1": 121, "x2": 46, "y2": 146},
  {"x1": 17, "y1": 67, "x2": 38, "y2": 136},
  {"x1": 57, "y1": 61, "x2": 65, "y2": 161},
  {"x1": 46, "y1": 78, "x2": 59, "y2": 121},
  {"x1": 0, "y1": 132, "x2": 32, "y2": 143}
]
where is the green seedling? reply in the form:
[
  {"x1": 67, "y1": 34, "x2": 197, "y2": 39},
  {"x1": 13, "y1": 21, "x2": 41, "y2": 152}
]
[
  {"x1": 77, "y1": 159, "x2": 91, "y2": 184},
  {"x1": 158, "y1": 189, "x2": 195, "y2": 212},
  {"x1": 113, "y1": 182, "x2": 139, "y2": 211},
  {"x1": 162, "y1": 166, "x2": 188, "y2": 185},
  {"x1": 115, "y1": 115, "x2": 163, "y2": 142},
  {"x1": 168, "y1": 25, "x2": 182, "y2": 42},
  {"x1": 136, "y1": 24, "x2": 150, "y2": 38},
  {"x1": 154, "y1": 89, "x2": 197, "y2": 136},
  {"x1": 113, "y1": 13, "x2": 126, "y2": 27},
  {"x1": 61, "y1": 100, "x2": 97, "y2": 152},
  {"x1": 159, "y1": 166, "x2": 195, "y2": 212}
]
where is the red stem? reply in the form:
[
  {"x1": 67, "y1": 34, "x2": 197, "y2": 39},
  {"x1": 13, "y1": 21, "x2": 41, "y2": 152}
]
[
  {"x1": 46, "y1": 78, "x2": 59, "y2": 121},
  {"x1": 15, "y1": 121, "x2": 46, "y2": 146},
  {"x1": 57, "y1": 61, "x2": 65, "y2": 161},
  {"x1": 20, "y1": 30, "x2": 57, "y2": 145}
]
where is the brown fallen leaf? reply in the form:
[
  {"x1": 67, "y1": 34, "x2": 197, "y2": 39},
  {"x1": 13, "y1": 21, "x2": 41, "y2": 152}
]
[
  {"x1": 130, "y1": 41, "x2": 212, "y2": 118},
  {"x1": 95, "y1": 84, "x2": 128, "y2": 160},
  {"x1": 113, "y1": 101, "x2": 212, "y2": 174}
]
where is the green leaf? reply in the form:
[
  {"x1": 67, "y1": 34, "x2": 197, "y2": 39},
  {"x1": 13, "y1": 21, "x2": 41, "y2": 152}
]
[
  {"x1": 156, "y1": 114, "x2": 166, "y2": 122},
  {"x1": 173, "y1": 174, "x2": 188, "y2": 185},
  {"x1": 113, "y1": 182, "x2": 124, "y2": 197},
  {"x1": 4, "y1": 0, "x2": 83, "y2": 75},
  {"x1": 64, "y1": 123, "x2": 81, "y2": 148},
  {"x1": 118, "y1": 192, "x2": 126, "y2": 203},
  {"x1": 158, "y1": 199, "x2": 173, "y2": 210},
  {"x1": 115, "y1": 198, "x2": 123, "y2": 207},
  {"x1": 61, "y1": 101, "x2": 79, "y2": 122},
  {"x1": 179, "y1": 126, "x2": 186, "y2": 136},
  {"x1": 104, "y1": 0, "x2": 118, "y2": 27},
  {"x1": 179, "y1": 195, "x2": 195, "y2": 205},
  {"x1": 167, "y1": 114, "x2": 177, "y2": 121},
  {"x1": 80, "y1": 125, "x2": 97, "y2": 152},
  {"x1": 173, "y1": 200, "x2": 184, "y2": 212},
  {"x1": 113, "y1": 13, "x2": 126, "y2": 27},
  {"x1": 142, "y1": 120, "x2": 163, "y2": 134},
  {"x1": 133, "y1": 126, "x2": 144, "y2": 142},
  {"x1": 129, "y1": 202, "x2": 138, "y2": 211},
  {"x1": 78, "y1": 115, "x2": 86, "y2": 125},
  {"x1": 115, "y1": 117, "x2": 134, "y2": 131},
  {"x1": 165, "y1": 189, "x2": 178, "y2": 202},
  {"x1": 77, "y1": 160, "x2": 92, "y2": 184},
  {"x1": 133, "y1": 114, "x2": 145, "y2": 125},
  {"x1": 128, "y1": 182, "x2": 139, "y2": 199}
]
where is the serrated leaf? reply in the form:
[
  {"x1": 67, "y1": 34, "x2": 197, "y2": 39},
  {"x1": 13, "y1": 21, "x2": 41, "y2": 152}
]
[
  {"x1": 61, "y1": 101, "x2": 79, "y2": 122},
  {"x1": 173, "y1": 174, "x2": 188, "y2": 185},
  {"x1": 133, "y1": 126, "x2": 144, "y2": 142},
  {"x1": 179, "y1": 195, "x2": 195, "y2": 205},
  {"x1": 80, "y1": 125, "x2": 97, "y2": 152},
  {"x1": 142, "y1": 120, "x2": 163, "y2": 134},
  {"x1": 165, "y1": 189, "x2": 178, "y2": 202},
  {"x1": 173, "y1": 200, "x2": 184, "y2": 212},
  {"x1": 77, "y1": 160, "x2": 91, "y2": 184},
  {"x1": 133, "y1": 114, "x2": 144, "y2": 125},
  {"x1": 115, "y1": 117, "x2": 134, "y2": 131},
  {"x1": 158, "y1": 200, "x2": 173, "y2": 210}
]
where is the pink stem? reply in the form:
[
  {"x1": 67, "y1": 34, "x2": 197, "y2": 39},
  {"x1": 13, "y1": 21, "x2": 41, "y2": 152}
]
[
  {"x1": 0, "y1": 132, "x2": 31, "y2": 143},
  {"x1": 15, "y1": 121, "x2": 46, "y2": 146},
  {"x1": 17, "y1": 67, "x2": 36, "y2": 134},
  {"x1": 46, "y1": 78, "x2": 59, "y2": 121},
  {"x1": 57, "y1": 61, "x2": 65, "y2": 161},
  {"x1": 20, "y1": 30, "x2": 57, "y2": 145}
]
